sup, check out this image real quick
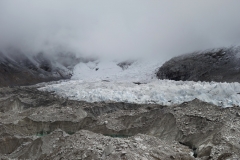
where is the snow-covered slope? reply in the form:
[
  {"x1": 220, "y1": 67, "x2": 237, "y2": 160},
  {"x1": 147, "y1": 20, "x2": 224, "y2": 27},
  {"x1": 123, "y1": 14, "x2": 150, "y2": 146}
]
[{"x1": 71, "y1": 58, "x2": 164, "y2": 83}]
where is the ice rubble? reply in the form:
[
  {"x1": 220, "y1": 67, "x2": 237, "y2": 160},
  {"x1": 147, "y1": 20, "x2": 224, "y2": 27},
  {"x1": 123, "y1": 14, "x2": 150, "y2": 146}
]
[{"x1": 39, "y1": 80, "x2": 240, "y2": 107}]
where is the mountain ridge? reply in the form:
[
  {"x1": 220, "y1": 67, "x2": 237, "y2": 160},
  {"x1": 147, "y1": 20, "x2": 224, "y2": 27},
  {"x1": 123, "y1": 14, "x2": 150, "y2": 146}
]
[
  {"x1": 0, "y1": 50, "x2": 79, "y2": 87},
  {"x1": 157, "y1": 46, "x2": 240, "y2": 82}
]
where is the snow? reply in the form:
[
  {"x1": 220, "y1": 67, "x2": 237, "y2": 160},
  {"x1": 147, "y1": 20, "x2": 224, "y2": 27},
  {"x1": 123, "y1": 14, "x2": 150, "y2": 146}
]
[
  {"x1": 38, "y1": 58, "x2": 240, "y2": 108},
  {"x1": 71, "y1": 60, "x2": 122, "y2": 81},
  {"x1": 71, "y1": 58, "x2": 164, "y2": 83},
  {"x1": 39, "y1": 79, "x2": 240, "y2": 108}
]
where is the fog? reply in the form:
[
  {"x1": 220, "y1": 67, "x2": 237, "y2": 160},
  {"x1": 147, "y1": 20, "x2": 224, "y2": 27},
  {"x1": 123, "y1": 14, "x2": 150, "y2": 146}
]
[{"x1": 1, "y1": 1, "x2": 240, "y2": 61}]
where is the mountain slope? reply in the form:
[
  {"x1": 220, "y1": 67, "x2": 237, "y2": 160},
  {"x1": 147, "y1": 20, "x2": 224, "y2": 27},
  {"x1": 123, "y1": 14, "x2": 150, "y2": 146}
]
[
  {"x1": 157, "y1": 46, "x2": 240, "y2": 82},
  {"x1": 0, "y1": 50, "x2": 75, "y2": 87}
]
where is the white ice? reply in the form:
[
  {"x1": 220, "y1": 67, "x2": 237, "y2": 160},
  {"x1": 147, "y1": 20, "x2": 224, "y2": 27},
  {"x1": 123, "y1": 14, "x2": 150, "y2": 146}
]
[{"x1": 39, "y1": 79, "x2": 240, "y2": 108}]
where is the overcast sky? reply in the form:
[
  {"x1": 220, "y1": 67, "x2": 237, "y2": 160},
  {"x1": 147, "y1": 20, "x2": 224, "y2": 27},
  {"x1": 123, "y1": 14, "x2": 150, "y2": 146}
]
[{"x1": 1, "y1": 1, "x2": 240, "y2": 60}]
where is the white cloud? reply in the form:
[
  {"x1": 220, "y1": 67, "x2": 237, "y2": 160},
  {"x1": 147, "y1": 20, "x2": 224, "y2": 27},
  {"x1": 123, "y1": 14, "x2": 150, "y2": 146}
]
[{"x1": 0, "y1": 0, "x2": 240, "y2": 60}]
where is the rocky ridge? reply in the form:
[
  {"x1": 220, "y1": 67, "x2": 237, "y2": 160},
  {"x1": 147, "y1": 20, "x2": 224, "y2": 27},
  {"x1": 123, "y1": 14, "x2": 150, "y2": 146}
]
[
  {"x1": 0, "y1": 50, "x2": 84, "y2": 87},
  {"x1": 157, "y1": 46, "x2": 240, "y2": 82}
]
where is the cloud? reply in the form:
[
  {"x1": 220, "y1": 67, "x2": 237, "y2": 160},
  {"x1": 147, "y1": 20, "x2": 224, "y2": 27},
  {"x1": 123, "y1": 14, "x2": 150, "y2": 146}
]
[{"x1": 0, "y1": 0, "x2": 240, "y2": 60}]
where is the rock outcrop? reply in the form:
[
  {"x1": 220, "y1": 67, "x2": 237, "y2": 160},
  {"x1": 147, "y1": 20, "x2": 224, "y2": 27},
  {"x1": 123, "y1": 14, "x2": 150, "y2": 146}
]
[
  {"x1": 157, "y1": 46, "x2": 240, "y2": 82},
  {"x1": 0, "y1": 86, "x2": 240, "y2": 159}
]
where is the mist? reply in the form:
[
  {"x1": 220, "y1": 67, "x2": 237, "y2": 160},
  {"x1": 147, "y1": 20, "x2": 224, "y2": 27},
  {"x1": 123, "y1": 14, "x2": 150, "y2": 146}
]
[{"x1": 1, "y1": 1, "x2": 240, "y2": 61}]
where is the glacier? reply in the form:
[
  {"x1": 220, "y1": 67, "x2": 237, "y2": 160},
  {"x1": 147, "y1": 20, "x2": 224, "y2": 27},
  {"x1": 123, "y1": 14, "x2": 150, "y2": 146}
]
[
  {"x1": 38, "y1": 58, "x2": 240, "y2": 108},
  {"x1": 39, "y1": 79, "x2": 240, "y2": 108}
]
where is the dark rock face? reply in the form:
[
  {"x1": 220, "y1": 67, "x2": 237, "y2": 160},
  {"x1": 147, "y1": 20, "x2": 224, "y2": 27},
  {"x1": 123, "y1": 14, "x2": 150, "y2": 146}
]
[
  {"x1": 0, "y1": 50, "x2": 76, "y2": 87},
  {"x1": 157, "y1": 46, "x2": 240, "y2": 82},
  {"x1": 117, "y1": 60, "x2": 134, "y2": 70}
]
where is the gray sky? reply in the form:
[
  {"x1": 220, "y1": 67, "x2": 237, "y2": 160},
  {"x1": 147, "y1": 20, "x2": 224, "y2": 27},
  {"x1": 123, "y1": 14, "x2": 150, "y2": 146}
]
[{"x1": 1, "y1": 0, "x2": 240, "y2": 60}]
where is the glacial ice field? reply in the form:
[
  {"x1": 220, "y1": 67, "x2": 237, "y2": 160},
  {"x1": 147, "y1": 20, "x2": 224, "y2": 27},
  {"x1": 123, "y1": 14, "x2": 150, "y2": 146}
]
[{"x1": 38, "y1": 59, "x2": 240, "y2": 107}]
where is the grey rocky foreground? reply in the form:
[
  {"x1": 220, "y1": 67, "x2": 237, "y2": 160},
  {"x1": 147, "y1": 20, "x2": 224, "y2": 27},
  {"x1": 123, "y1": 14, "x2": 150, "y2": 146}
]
[{"x1": 0, "y1": 86, "x2": 240, "y2": 159}]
